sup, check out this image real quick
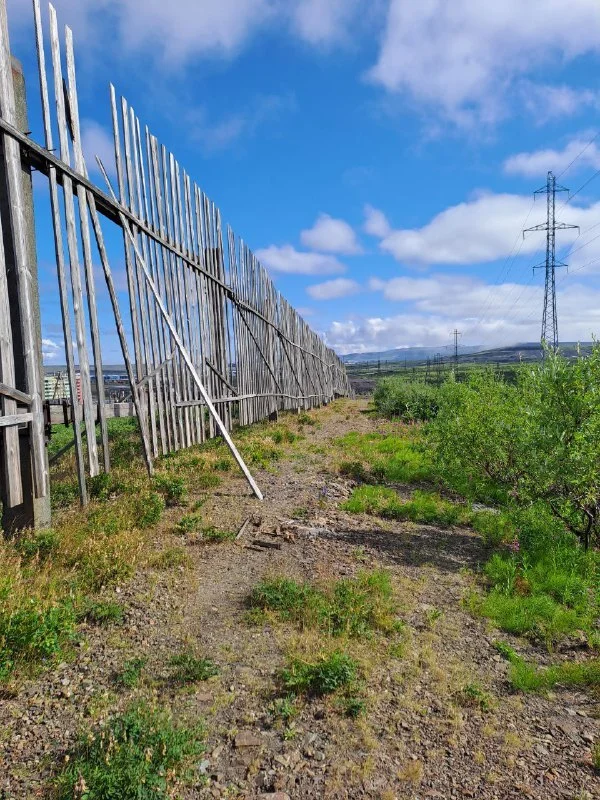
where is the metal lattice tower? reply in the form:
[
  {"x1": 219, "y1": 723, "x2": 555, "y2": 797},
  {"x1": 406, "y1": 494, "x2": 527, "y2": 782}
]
[
  {"x1": 523, "y1": 171, "x2": 579, "y2": 351},
  {"x1": 452, "y1": 329, "x2": 461, "y2": 367}
]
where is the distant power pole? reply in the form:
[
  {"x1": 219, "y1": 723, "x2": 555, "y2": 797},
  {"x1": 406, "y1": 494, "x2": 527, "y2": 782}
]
[
  {"x1": 452, "y1": 329, "x2": 461, "y2": 367},
  {"x1": 524, "y1": 171, "x2": 579, "y2": 351}
]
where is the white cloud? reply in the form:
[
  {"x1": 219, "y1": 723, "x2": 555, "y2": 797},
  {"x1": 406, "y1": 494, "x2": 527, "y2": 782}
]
[
  {"x1": 307, "y1": 278, "x2": 360, "y2": 300},
  {"x1": 41, "y1": 337, "x2": 61, "y2": 362},
  {"x1": 291, "y1": 0, "x2": 363, "y2": 45},
  {"x1": 504, "y1": 135, "x2": 600, "y2": 178},
  {"x1": 377, "y1": 192, "x2": 593, "y2": 267},
  {"x1": 13, "y1": 0, "x2": 366, "y2": 67},
  {"x1": 519, "y1": 83, "x2": 600, "y2": 123},
  {"x1": 81, "y1": 120, "x2": 116, "y2": 178},
  {"x1": 255, "y1": 244, "x2": 346, "y2": 275},
  {"x1": 363, "y1": 204, "x2": 391, "y2": 238},
  {"x1": 368, "y1": 0, "x2": 600, "y2": 124},
  {"x1": 301, "y1": 213, "x2": 362, "y2": 255},
  {"x1": 325, "y1": 278, "x2": 600, "y2": 354}
]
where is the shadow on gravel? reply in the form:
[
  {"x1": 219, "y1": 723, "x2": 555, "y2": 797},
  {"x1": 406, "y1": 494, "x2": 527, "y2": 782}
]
[{"x1": 321, "y1": 525, "x2": 486, "y2": 574}]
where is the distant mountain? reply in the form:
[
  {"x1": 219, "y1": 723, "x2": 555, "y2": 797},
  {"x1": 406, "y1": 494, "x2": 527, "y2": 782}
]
[
  {"x1": 343, "y1": 342, "x2": 594, "y2": 366},
  {"x1": 342, "y1": 345, "x2": 486, "y2": 365}
]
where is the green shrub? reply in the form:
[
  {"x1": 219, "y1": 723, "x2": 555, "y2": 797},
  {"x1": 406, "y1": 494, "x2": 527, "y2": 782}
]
[
  {"x1": 51, "y1": 480, "x2": 79, "y2": 509},
  {"x1": 13, "y1": 529, "x2": 60, "y2": 562},
  {"x1": 175, "y1": 514, "x2": 203, "y2": 535},
  {"x1": 454, "y1": 682, "x2": 492, "y2": 711},
  {"x1": 117, "y1": 657, "x2": 147, "y2": 688},
  {"x1": 134, "y1": 492, "x2": 165, "y2": 529},
  {"x1": 471, "y1": 511, "x2": 515, "y2": 547},
  {"x1": 168, "y1": 651, "x2": 218, "y2": 683},
  {"x1": 153, "y1": 475, "x2": 187, "y2": 507},
  {"x1": 374, "y1": 378, "x2": 439, "y2": 422},
  {"x1": 200, "y1": 527, "x2": 236, "y2": 543},
  {"x1": 339, "y1": 461, "x2": 368, "y2": 482},
  {"x1": 55, "y1": 704, "x2": 204, "y2": 799},
  {"x1": 281, "y1": 651, "x2": 358, "y2": 696},
  {"x1": 0, "y1": 597, "x2": 76, "y2": 680}
]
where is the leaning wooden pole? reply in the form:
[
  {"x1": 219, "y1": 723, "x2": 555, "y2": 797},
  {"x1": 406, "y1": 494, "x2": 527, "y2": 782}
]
[{"x1": 98, "y1": 160, "x2": 264, "y2": 502}]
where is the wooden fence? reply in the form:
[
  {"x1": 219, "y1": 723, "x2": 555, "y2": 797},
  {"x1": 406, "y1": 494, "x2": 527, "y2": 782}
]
[{"x1": 0, "y1": 0, "x2": 350, "y2": 523}]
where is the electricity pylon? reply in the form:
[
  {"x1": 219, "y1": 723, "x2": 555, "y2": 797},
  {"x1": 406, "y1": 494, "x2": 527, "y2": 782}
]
[
  {"x1": 523, "y1": 171, "x2": 579, "y2": 351},
  {"x1": 452, "y1": 329, "x2": 461, "y2": 367}
]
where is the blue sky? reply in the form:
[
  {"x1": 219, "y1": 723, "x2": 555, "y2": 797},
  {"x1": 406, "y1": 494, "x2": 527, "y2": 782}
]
[{"x1": 7, "y1": 0, "x2": 600, "y2": 362}]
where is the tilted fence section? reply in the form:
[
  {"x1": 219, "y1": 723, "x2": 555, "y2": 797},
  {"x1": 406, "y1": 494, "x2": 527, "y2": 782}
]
[{"x1": 0, "y1": 0, "x2": 350, "y2": 518}]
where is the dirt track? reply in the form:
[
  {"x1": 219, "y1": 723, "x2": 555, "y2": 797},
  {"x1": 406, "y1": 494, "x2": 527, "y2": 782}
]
[{"x1": 1, "y1": 400, "x2": 598, "y2": 799}]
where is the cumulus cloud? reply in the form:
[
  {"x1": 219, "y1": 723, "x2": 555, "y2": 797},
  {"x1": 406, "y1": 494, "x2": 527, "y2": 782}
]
[
  {"x1": 255, "y1": 244, "x2": 346, "y2": 275},
  {"x1": 377, "y1": 192, "x2": 592, "y2": 267},
  {"x1": 504, "y1": 134, "x2": 600, "y2": 178},
  {"x1": 41, "y1": 337, "x2": 61, "y2": 362},
  {"x1": 300, "y1": 213, "x2": 362, "y2": 255},
  {"x1": 14, "y1": 0, "x2": 367, "y2": 67},
  {"x1": 519, "y1": 83, "x2": 600, "y2": 123},
  {"x1": 363, "y1": 204, "x2": 391, "y2": 238},
  {"x1": 325, "y1": 279, "x2": 600, "y2": 354},
  {"x1": 307, "y1": 278, "x2": 360, "y2": 300},
  {"x1": 291, "y1": 0, "x2": 364, "y2": 45},
  {"x1": 368, "y1": 0, "x2": 600, "y2": 124}
]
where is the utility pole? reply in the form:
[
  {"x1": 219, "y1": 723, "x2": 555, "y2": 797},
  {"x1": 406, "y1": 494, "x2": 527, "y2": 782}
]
[
  {"x1": 452, "y1": 329, "x2": 461, "y2": 368},
  {"x1": 523, "y1": 171, "x2": 579, "y2": 351}
]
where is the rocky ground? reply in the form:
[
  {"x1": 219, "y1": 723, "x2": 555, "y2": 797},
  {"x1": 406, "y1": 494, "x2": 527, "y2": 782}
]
[{"x1": 0, "y1": 400, "x2": 598, "y2": 799}]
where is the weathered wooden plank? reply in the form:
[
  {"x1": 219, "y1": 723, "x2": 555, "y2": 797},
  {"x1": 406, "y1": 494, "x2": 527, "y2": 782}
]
[
  {"x1": 49, "y1": 5, "x2": 99, "y2": 477},
  {"x1": 0, "y1": 413, "x2": 32, "y2": 428},
  {"x1": 32, "y1": 0, "x2": 87, "y2": 505},
  {"x1": 65, "y1": 26, "x2": 110, "y2": 474},
  {"x1": 0, "y1": 382, "x2": 31, "y2": 405},
  {"x1": 0, "y1": 0, "x2": 48, "y2": 498}
]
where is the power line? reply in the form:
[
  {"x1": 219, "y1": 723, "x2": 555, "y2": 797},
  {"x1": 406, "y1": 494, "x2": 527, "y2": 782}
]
[{"x1": 556, "y1": 130, "x2": 600, "y2": 180}]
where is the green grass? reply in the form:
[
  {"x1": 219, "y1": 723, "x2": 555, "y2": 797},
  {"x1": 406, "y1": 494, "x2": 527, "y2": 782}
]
[
  {"x1": 153, "y1": 475, "x2": 187, "y2": 507},
  {"x1": 175, "y1": 513, "x2": 203, "y2": 535},
  {"x1": 281, "y1": 651, "x2": 359, "y2": 696},
  {"x1": 495, "y1": 642, "x2": 600, "y2": 692},
  {"x1": 342, "y1": 486, "x2": 472, "y2": 526},
  {"x1": 149, "y1": 547, "x2": 191, "y2": 569},
  {"x1": 249, "y1": 569, "x2": 399, "y2": 638},
  {"x1": 334, "y1": 431, "x2": 435, "y2": 484},
  {"x1": 12, "y1": 528, "x2": 60, "y2": 562},
  {"x1": 76, "y1": 600, "x2": 125, "y2": 626},
  {"x1": 168, "y1": 651, "x2": 219, "y2": 684},
  {"x1": 593, "y1": 742, "x2": 600, "y2": 771},
  {"x1": 117, "y1": 657, "x2": 147, "y2": 688},
  {"x1": 55, "y1": 704, "x2": 205, "y2": 800},
  {"x1": 454, "y1": 682, "x2": 493, "y2": 712}
]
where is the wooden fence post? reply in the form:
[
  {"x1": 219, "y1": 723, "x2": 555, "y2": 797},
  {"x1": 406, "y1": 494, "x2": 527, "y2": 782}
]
[{"x1": 0, "y1": 55, "x2": 50, "y2": 531}]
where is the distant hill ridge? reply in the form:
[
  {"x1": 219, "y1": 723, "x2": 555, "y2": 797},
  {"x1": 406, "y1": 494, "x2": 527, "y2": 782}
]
[{"x1": 342, "y1": 342, "x2": 594, "y2": 365}]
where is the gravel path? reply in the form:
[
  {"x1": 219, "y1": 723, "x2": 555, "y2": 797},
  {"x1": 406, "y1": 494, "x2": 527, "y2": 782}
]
[{"x1": 1, "y1": 400, "x2": 598, "y2": 799}]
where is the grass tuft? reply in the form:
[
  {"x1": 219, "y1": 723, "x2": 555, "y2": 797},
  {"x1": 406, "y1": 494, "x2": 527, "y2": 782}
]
[
  {"x1": 168, "y1": 651, "x2": 219, "y2": 684},
  {"x1": 116, "y1": 657, "x2": 147, "y2": 688},
  {"x1": 281, "y1": 651, "x2": 358, "y2": 696},
  {"x1": 342, "y1": 486, "x2": 472, "y2": 527},
  {"x1": 76, "y1": 600, "x2": 125, "y2": 626},
  {"x1": 55, "y1": 703, "x2": 204, "y2": 799}
]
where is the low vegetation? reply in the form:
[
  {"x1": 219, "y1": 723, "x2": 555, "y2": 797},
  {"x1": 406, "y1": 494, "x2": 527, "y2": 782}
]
[
  {"x1": 342, "y1": 486, "x2": 472, "y2": 527},
  {"x1": 495, "y1": 642, "x2": 600, "y2": 692},
  {"x1": 249, "y1": 569, "x2": 400, "y2": 638},
  {"x1": 373, "y1": 378, "x2": 439, "y2": 422},
  {"x1": 168, "y1": 651, "x2": 219, "y2": 684},
  {"x1": 55, "y1": 704, "x2": 205, "y2": 799}
]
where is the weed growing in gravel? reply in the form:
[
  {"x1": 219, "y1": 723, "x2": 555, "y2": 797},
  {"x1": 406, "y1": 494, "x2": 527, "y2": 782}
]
[
  {"x1": 249, "y1": 570, "x2": 399, "y2": 638},
  {"x1": 55, "y1": 703, "x2": 205, "y2": 799},
  {"x1": 297, "y1": 413, "x2": 316, "y2": 426},
  {"x1": 281, "y1": 651, "x2": 359, "y2": 696},
  {"x1": 149, "y1": 547, "x2": 191, "y2": 569},
  {"x1": 76, "y1": 600, "x2": 125, "y2": 626},
  {"x1": 342, "y1": 486, "x2": 472, "y2": 527},
  {"x1": 175, "y1": 513, "x2": 203, "y2": 535},
  {"x1": 116, "y1": 657, "x2": 147, "y2": 688},
  {"x1": 270, "y1": 695, "x2": 299, "y2": 722},
  {"x1": 169, "y1": 651, "x2": 219, "y2": 683},
  {"x1": 200, "y1": 527, "x2": 236, "y2": 543},
  {"x1": 455, "y1": 683, "x2": 493, "y2": 712},
  {"x1": 495, "y1": 643, "x2": 600, "y2": 692}
]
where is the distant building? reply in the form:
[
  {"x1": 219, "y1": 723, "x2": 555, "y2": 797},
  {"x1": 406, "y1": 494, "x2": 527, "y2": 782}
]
[{"x1": 44, "y1": 372, "x2": 72, "y2": 400}]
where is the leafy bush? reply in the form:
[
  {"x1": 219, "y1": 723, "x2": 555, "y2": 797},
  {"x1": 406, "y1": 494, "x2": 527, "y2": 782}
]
[
  {"x1": 13, "y1": 528, "x2": 60, "y2": 562},
  {"x1": 281, "y1": 651, "x2": 358, "y2": 696},
  {"x1": 55, "y1": 704, "x2": 204, "y2": 799},
  {"x1": 153, "y1": 475, "x2": 187, "y2": 507},
  {"x1": 429, "y1": 347, "x2": 600, "y2": 549},
  {"x1": 374, "y1": 378, "x2": 439, "y2": 422},
  {"x1": 0, "y1": 595, "x2": 76, "y2": 680}
]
